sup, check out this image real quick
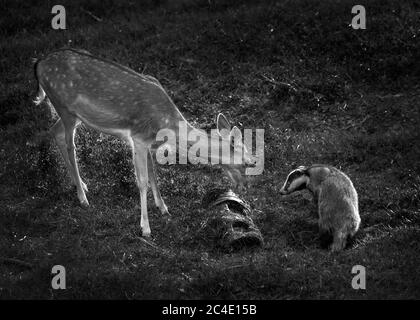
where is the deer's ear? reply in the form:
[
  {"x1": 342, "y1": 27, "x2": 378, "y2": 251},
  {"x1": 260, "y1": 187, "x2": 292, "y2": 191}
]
[
  {"x1": 217, "y1": 113, "x2": 231, "y2": 132},
  {"x1": 231, "y1": 126, "x2": 242, "y2": 145}
]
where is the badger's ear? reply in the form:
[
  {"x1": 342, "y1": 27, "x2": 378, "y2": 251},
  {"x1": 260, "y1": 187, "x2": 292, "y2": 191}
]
[
  {"x1": 311, "y1": 166, "x2": 331, "y2": 179},
  {"x1": 297, "y1": 166, "x2": 308, "y2": 174}
]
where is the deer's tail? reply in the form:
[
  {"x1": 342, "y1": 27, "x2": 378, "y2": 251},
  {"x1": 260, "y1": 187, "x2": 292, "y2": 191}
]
[
  {"x1": 33, "y1": 84, "x2": 46, "y2": 106},
  {"x1": 33, "y1": 58, "x2": 46, "y2": 106}
]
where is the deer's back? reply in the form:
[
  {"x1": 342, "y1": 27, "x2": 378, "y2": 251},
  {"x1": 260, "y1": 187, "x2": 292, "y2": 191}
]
[{"x1": 36, "y1": 49, "x2": 184, "y2": 139}]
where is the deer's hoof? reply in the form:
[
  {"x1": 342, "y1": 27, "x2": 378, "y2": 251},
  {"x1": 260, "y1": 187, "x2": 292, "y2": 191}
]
[
  {"x1": 80, "y1": 199, "x2": 90, "y2": 208},
  {"x1": 141, "y1": 228, "x2": 151, "y2": 238},
  {"x1": 161, "y1": 207, "x2": 171, "y2": 217}
]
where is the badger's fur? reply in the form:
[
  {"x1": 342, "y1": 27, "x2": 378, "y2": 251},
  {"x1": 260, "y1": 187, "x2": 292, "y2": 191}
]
[{"x1": 280, "y1": 165, "x2": 361, "y2": 252}]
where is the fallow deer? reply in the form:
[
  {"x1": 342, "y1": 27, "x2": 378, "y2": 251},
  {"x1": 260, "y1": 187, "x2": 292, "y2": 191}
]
[{"x1": 34, "y1": 49, "x2": 256, "y2": 237}]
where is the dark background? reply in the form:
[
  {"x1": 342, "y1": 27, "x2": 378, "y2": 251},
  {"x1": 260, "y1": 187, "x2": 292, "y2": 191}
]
[{"x1": 0, "y1": 0, "x2": 419, "y2": 299}]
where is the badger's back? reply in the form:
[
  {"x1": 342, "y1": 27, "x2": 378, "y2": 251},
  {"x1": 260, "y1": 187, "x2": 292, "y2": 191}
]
[{"x1": 317, "y1": 167, "x2": 360, "y2": 234}]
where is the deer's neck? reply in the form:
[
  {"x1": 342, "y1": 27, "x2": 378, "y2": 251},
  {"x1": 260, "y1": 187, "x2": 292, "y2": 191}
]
[{"x1": 174, "y1": 121, "x2": 222, "y2": 165}]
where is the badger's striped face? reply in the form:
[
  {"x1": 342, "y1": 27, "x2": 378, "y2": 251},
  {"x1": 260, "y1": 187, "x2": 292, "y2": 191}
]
[{"x1": 280, "y1": 167, "x2": 309, "y2": 195}]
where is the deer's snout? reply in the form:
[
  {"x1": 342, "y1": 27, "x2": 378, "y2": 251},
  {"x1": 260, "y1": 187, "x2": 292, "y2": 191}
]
[{"x1": 245, "y1": 158, "x2": 257, "y2": 168}]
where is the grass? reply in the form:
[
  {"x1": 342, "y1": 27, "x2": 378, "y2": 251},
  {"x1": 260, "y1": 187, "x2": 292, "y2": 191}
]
[{"x1": 0, "y1": 0, "x2": 419, "y2": 299}]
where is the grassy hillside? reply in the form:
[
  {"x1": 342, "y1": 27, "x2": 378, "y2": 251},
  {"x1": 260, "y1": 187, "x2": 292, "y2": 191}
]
[{"x1": 0, "y1": 0, "x2": 419, "y2": 299}]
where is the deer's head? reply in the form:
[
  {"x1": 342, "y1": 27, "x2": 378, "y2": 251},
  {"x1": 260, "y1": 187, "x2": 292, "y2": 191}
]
[{"x1": 214, "y1": 113, "x2": 257, "y2": 188}]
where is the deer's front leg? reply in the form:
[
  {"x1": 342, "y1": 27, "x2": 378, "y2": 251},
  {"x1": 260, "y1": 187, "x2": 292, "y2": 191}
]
[
  {"x1": 147, "y1": 150, "x2": 169, "y2": 216},
  {"x1": 132, "y1": 138, "x2": 151, "y2": 237}
]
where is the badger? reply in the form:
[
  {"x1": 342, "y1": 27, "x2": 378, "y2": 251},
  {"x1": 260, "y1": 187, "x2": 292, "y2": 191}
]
[{"x1": 280, "y1": 165, "x2": 361, "y2": 252}]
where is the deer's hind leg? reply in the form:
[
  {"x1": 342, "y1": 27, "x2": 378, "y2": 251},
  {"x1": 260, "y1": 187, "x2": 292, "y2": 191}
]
[{"x1": 50, "y1": 111, "x2": 89, "y2": 207}]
